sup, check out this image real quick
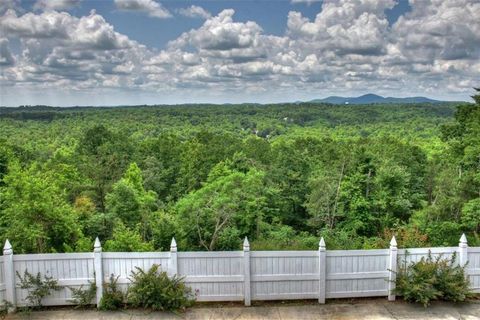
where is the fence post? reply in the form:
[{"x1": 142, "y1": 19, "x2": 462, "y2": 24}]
[
  {"x1": 169, "y1": 238, "x2": 178, "y2": 276},
  {"x1": 243, "y1": 237, "x2": 251, "y2": 306},
  {"x1": 93, "y1": 237, "x2": 103, "y2": 308},
  {"x1": 318, "y1": 237, "x2": 326, "y2": 304},
  {"x1": 3, "y1": 240, "x2": 16, "y2": 313},
  {"x1": 388, "y1": 236, "x2": 397, "y2": 301},
  {"x1": 459, "y1": 233, "x2": 468, "y2": 267}
]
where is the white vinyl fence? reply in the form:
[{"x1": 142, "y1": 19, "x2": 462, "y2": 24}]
[{"x1": 1, "y1": 234, "x2": 479, "y2": 313}]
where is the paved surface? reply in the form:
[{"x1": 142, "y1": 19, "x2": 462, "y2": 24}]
[{"x1": 5, "y1": 300, "x2": 480, "y2": 319}]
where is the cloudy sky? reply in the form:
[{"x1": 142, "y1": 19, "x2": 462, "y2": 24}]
[{"x1": 0, "y1": 0, "x2": 479, "y2": 106}]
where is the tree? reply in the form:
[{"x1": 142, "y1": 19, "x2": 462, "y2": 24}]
[
  {"x1": 461, "y1": 198, "x2": 480, "y2": 233},
  {"x1": 0, "y1": 161, "x2": 81, "y2": 253},
  {"x1": 305, "y1": 161, "x2": 346, "y2": 230},
  {"x1": 0, "y1": 140, "x2": 12, "y2": 186},
  {"x1": 104, "y1": 223, "x2": 154, "y2": 252},
  {"x1": 106, "y1": 163, "x2": 157, "y2": 239},
  {"x1": 1, "y1": 98, "x2": 474, "y2": 251},
  {"x1": 268, "y1": 138, "x2": 311, "y2": 228},
  {"x1": 149, "y1": 210, "x2": 178, "y2": 251},
  {"x1": 139, "y1": 134, "x2": 182, "y2": 202},
  {"x1": 76, "y1": 125, "x2": 133, "y2": 211},
  {"x1": 174, "y1": 131, "x2": 242, "y2": 196},
  {"x1": 371, "y1": 162, "x2": 413, "y2": 229},
  {"x1": 176, "y1": 164, "x2": 270, "y2": 250},
  {"x1": 411, "y1": 89, "x2": 480, "y2": 246},
  {"x1": 472, "y1": 87, "x2": 480, "y2": 105}
]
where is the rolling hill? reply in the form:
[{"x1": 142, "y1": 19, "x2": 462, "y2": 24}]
[{"x1": 310, "y1": 93, "x2": 448, "y2": 104}]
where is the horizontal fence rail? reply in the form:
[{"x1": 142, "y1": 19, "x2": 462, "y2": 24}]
[{"x1": 1, "y1": 234, "x2": 479, "y2": 313}]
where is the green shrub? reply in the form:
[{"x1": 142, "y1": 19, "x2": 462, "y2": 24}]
[
  {"x1": 99, "y1": 274, "x2": 125, "y2": 310},
  {"x1": 0, "y1": 301, "x2": 13, "y2": 319},
  {"x1": 127, "y1": 264, "x2": 194, "y2": 311},
  {"x1": 69, "y1": 280, "x2": 96, "y2": 308},
  {"x1": 16, "y1": 270, "x2": 60, "y2": 308},
  {"x1": 395, "y1": 252, "x2": 471, "y2": 306}
]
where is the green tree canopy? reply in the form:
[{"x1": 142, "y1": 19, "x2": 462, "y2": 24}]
[
  {"x1": 106, "y1": 162, "x2": 158, "y2": 237},
  {"x1": 176, "y1": 164, "x2": 272, "y2": 250},
  {"x1": 0, "y1": 161, "x2": 82, "y2": 253}
]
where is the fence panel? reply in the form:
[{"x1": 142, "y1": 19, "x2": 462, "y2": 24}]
[
  {"x1": 13, "y1": 253, "x2": 94, "y2": 306},
  {"x1": 0, "y1": 260, "x2": 5, "y2": 304},
  {"x1": 250, "y1": 251, "x2": 319, "y2": 300},
  {"x1": 326, "y1": 249, "x2": 389, "y2": 298},
  {"x1": 468, "y1": 248, "x2": 480, "y2": 293},
  {"x1": 397, "y1": 247, "x2": 458, "y2": 266},
  {"x1": 3, "y1": 238, "x2": 479, "y2": 309},
  {"x1": 178, "y1": 252, "x2": 244, "y2": 301},
  {"x1": 102, "y1": 252, "x2": 170, "y2": 293}
]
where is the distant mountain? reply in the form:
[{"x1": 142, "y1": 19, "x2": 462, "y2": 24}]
[{"x1": 310, "y1": 94, "x2": 446, "y2": 104}]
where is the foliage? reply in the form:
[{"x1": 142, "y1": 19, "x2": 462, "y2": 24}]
[
  {"x1": 370, "y1": 226, "x2": 430, "y2": 249},
  {"x1": 69, "y1": 280, "x2": 96, "y2": 308},
  {"x1": 127, "y1": 264, "x2": 194, "y2": 311},
  {"x1": 16, "y1": 270, "x2": 60, "y2": 308},
  {"x1": 395, "y1": 252, "x2": 471, "y2": 306},
  {"x1": 0, "y1": 162, "x2": 82, "y2": 253},
  {"x1": 104, "y1": 222, "x2": 154, "y2": 252},
  {"x1": 252, "y1": 224, "x2": 318, "y2": 250},
  {"x1": 106, "y1": 162, "x2": 158, "y2": 232},
  {"x1": 0, "y1": 301, "x2": 13, "y2": 319},
  {"x1": 175, "y1": 165, "x2": 272, "y2": 250},
  {"x1": 0, "y1": 94, "x2": 478, "y2": 252},
  {"x1": 149, "y1": 210, "x2": 178, "y2": 251},
  {"x1": 99, "y1": 274, "x2": 124, "y2": 311}
]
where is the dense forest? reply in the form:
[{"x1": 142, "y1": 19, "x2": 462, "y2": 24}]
[{"x1": 0, "y1": 90, "x2": 479, "y2": 253}]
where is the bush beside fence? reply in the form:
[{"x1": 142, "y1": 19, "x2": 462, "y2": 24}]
[{"x1": 1, "y1": 234, "x2": 479, "y2": 313}]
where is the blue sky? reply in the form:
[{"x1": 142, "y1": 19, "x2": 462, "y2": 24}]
[{"x1": 0, "y1": 0, "x2": 478, "y2": 106}]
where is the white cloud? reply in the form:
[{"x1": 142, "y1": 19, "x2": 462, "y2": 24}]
[
  {"x1": 287, "y1": 0, "x2": 396, "y2": 55},
  {"x1": 1, "y1": 9, "x2": 71, "y2": 39},
  {"x1": 0, "y1": 9, "x2": 148, "y2": 91},
  {"x1": 0, "y1": 0, "x2": 22, "y2": 15},
  {"x1": 0, "y1": 38, "x2": 15, "y2": 66},
  {"x1": 178, "y1": 5, "x2": 211, "y2": 19},
  {"x1": 1, "y1": 9, "x2": 133, "y2": 49},
  {"x1": 33, "y1": 0, "x2": 81, "y2": 11},
  {"x1": 170, "y1": 9, "x2": 263, "y2": 51},
  {"x1": 73, "y1": 11, "x2": 134, "y2": 50},
  {"x1": 392, "y1": 0, "x2": 480, "y2": 61},
  {"x1": 1, "y1": 0, "x2": 479, "y2": 105},
  {"x1": 114, "y1": 0, "x2": 171, "y2": 19}
]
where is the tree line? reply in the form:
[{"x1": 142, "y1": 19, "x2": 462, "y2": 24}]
[{"x1": 0, "y1": 92, "x2": 478, "y2": 253}]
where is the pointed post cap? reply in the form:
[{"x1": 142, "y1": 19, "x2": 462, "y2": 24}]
[
  {"x1": 243, "y1": 237, "x2": 250, "y2": 251},
  {"x1": 3, "y1": 239, "x2": 12, "y2": 254},
  {"x1": 94, "y1": 237, "x2": 102, "y2": 253},
  {"x1": 319, "y1": 237, "x2": 326, "y2": 250},
  {"x1": 390, "y1": 236, "x2": 397, "y2": 248},
  {"x1": 170, "y1": 237, "x2": 177, "y2": 252},
  {"x1": 459, "y1": 233, "x2": 468, "y2": 246}
]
